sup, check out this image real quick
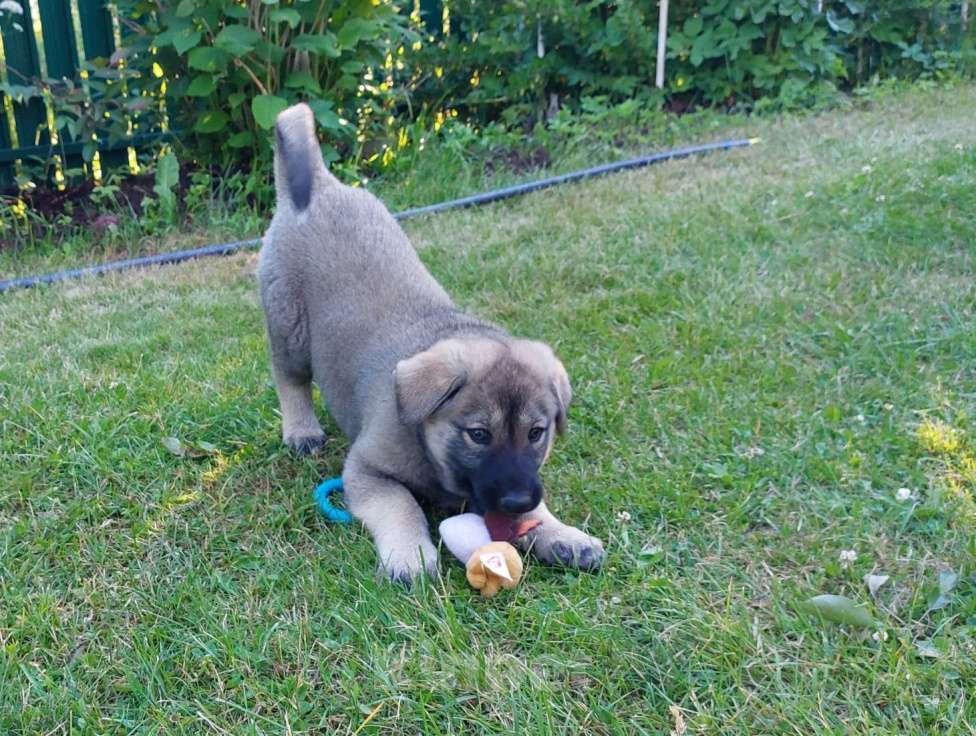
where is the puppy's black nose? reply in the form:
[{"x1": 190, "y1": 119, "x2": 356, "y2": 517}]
[{"x1": 498, "y1": 492, "x2": 537, "y2": 514}]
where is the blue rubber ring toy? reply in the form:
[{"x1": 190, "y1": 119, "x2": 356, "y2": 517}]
[{"x1": 314, "y1": 476, "x2": 353, "y2": 524}]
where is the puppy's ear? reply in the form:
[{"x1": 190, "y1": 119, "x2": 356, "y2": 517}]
[
  {"x1": 549, "y1": 354, "x2": 572, "y2": 435},
  {"x1": 394, "y1": 339, "x2": 469, "y2": 425},
  {"x1": 513, "y1": 340, "x2": 573, "y2": 434}
]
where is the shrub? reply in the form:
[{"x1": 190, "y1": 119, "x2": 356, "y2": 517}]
[
  {"x1": 407, "y1": 0, "x2": 663, "y2": 128},
  {"x1": 122, "y1": 0, "x2": 416, "y2": 177},
  {"x1": 408, "y1": 1, "x2": 973, "y2": 119},
  {"x1": 664, "y1": 1, "x2": 845, "y2": 108}
]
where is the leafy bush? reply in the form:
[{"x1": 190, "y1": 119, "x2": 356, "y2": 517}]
[
  {"x1": 410, "y1": 0, "x2": 973, "y2": 119},
  {"x1": 665, "y1": 1, "x2": 845, "y2": 108},
  {"x1": 667, "y1": 1, "x2": 972, "y2": 107},
  {"x1": 123, "y1": 0, "x2": 415, "y2": 174},
  {"x1": 826, "y1": 0, "x2": 973, "y2": 83},
  {"x1": 407, "y1": 0, "x2": 664, "y2": 127}
]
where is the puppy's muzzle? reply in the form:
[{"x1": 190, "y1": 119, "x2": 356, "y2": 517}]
[
  {"x1": 473, "y1": 450, "x2": 543, "y2": 514},
  {"x1": 498, "y1": 490, "x2": 540, "y2": 514}
]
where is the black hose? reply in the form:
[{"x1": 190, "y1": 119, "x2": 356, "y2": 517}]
[
  {"x1": 0, "y1": 138, "x2": 756, "y2": 294},
  {"x1": 0, "y1": 239, "x2": 262, "y2": 292},
  {"x1": 394, "y1": 138, "x2": 756, "y2": 218}
]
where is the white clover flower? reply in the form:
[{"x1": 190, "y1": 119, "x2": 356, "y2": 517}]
[
  {"x1": 616, "y1": 511, "x2": 632, "y2": 523},
  {"x1": 862, "y1": 164, "x2": 872, "y2": 174},
  {"x1": 876, "y1": 195, "x2": 886, "y2": 203},
  {"x1": 895, "y1": 487, "x2": 914, "y2": 502},
  {"x1": 855, "y1": 414, "x2": 866, "y2": 423},
  {"x1": 610, "y1": 596, "x2": 621, "y2": 605},
  {"x1": 955, "y1": 143, "x2": 964, "y2": 151},
  {"x1": 839, "y1": 549, "x2": 857, "y2": 564},
  {"x1": 0, "y1": 0, "x2": 24, "y2": 14},
  {"x1": 804, "y1": 190, "x2": 815, "y2": 198},
  {"x1": 739, "y1": 445, "x2": 764, "y2": 459}
]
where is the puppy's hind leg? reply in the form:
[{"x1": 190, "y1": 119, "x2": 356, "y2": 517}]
[
  {"x1": 261, "y1": 269, "x2": 326, "y2": 455},
  {"x1": 272, "y1": 360, "x2": 325, "y2": 455}
]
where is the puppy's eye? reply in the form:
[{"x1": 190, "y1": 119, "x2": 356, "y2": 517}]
[
  {"x1": 466, "y1": 428, "x2": 491, "y2": 445},
  {"x1": 528, "y1": 427, "x2": 546, "y2": 443}
]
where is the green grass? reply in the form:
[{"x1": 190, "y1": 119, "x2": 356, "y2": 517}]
[{"x1": 2, "y1": 81, "x2": 976, "y2": 734}]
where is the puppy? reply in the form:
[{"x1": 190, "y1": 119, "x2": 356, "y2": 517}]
[{"x1": 258, "y1": 104, "x2": 605, "y2": 582}]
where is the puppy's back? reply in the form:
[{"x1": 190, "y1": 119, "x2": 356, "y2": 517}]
[
  {"x1": 263, "y1": 103, "x2": 446, "y2": 301},
  {"x1": 259, "y1": 104, "x2": 453, "y2": 435}
]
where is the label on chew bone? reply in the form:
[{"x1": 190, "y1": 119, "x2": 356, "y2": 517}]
[{"x1": 479, "y1": 551, "x2": 513, "y2": 582}]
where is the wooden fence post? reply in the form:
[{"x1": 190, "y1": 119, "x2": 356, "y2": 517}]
[{"x1": 655, "y1": 0, "x2": 668, "y2": 89}]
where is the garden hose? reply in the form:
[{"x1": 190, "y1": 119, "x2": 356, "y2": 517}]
[{"x1": 0, "y1": 137, "x2": 758, "y2": 293}]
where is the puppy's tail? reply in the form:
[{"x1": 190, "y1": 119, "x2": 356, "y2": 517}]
[{"x1": 273, "y1": 103, "x2": 336, "y2": 213}]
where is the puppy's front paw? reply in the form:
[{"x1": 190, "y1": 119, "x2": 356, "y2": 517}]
[
  {"x1": 377, "y1": 539, "x2": 439, "y2": 586},
  {"x1": 284, "y1": 430, "x2": 325, "y2": 455},
  {"x1": 531, "y1": 525, "x2": 605, "y2": 571}
]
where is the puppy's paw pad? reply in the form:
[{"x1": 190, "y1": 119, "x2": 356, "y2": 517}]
[
  {"x1": 576, "y1": 543, "x2": 604, "y2": 570},
  {"x1": 538, "y1": 530, "x2": 605, "y2": 571},
  {"x1": 385, "y1": 568, "x2": 413, "y2": 586},
  {"x1": 285, "y1": 432, "x2": 325, "y2": 455},
  {"x1": 552, "y1": 542, "x2": 574, "y2": 565},
  {"x1": 378, "y1": 544, "x2": 439, "y2": 586}
]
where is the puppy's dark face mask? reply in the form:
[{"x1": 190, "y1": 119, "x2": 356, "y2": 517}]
[{"x1": 394, "y1": 337, "x2": 571, "y2": 514}]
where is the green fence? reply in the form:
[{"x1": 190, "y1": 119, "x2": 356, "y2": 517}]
[{"x1": 0, "y1": 0, "x2": 155, "y2": 187}]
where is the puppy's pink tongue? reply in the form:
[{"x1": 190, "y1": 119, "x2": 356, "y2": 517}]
[{"x1": 484, "y1": 512, "x2": 542, "y2": 543}]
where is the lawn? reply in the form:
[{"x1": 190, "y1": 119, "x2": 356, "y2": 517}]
[{"x1": 2, "y1": 83, "x2": 976, "y2": 734}]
